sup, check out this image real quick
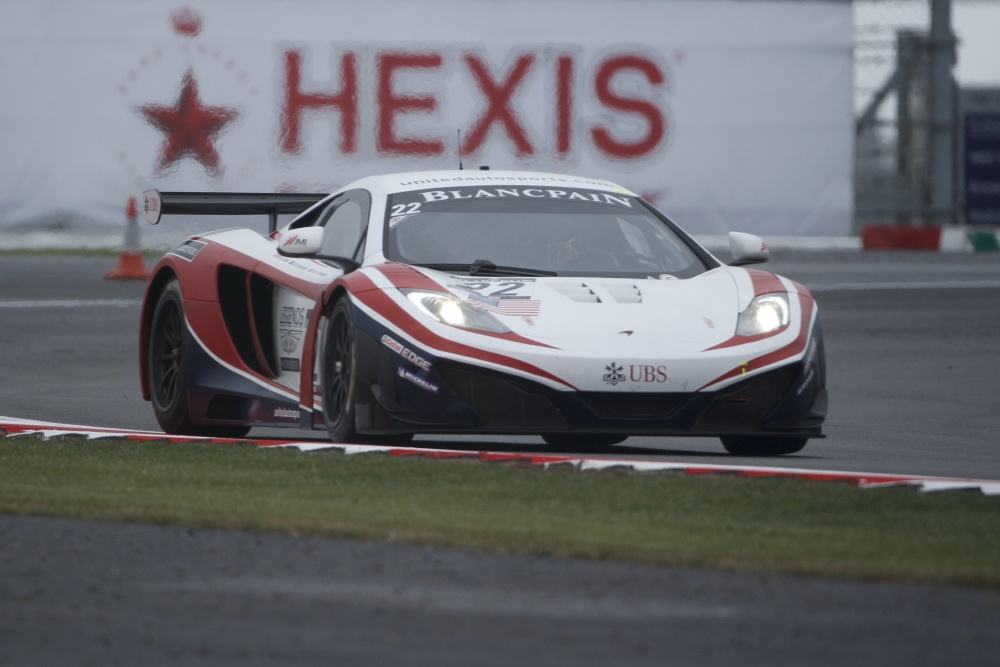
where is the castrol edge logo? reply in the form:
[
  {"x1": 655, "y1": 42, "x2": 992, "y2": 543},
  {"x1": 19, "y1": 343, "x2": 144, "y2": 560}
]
[{"x1": 381, "y1": 335, "x2": 432, "y2": 371}]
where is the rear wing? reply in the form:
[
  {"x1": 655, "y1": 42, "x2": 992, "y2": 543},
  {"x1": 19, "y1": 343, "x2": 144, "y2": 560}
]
[{"x1": 142, "y1": 190, "x2": 329, "y2": 234}]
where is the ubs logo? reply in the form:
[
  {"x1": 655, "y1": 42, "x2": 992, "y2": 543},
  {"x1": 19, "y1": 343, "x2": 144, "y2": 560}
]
[
  {"x1": 603, "y1": 362, "x2": 669, "y2": 386},
  {"x1": 603, "y1": 362, "x2": 626, "y2": 386}
]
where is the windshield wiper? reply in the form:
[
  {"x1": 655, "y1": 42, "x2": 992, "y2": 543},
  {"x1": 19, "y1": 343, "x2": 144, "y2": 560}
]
[
  {"x1": 469, "y1": 258, "x2": 496, "y2": 276},
  {"x1": 415, "y1": 260, "x2": 556, "y2": 277}
]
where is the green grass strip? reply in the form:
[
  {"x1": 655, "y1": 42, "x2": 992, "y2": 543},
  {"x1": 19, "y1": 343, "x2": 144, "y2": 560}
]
[{"x1": 2, "y1": 436, "x2": 998, "y2": 587}]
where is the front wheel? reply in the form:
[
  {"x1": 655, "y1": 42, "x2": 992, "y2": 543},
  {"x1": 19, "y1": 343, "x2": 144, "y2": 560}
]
[
  {"x1": 322, "y1": 298, "x2": 362, "y2": 443},
  {"x1": 720, "y1": 436, "x2": 808, "y2": 456},
  {"x1": 321, "y1": 298, "x2": 413, "y2": 445}
]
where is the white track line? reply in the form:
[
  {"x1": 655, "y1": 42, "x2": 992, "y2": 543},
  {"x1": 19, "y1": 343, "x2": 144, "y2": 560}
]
[
  {"x1": 0, "y1": 299, "x2": 142, "y2": 309},
  {"x1": 809, "y1": 280, "x2": 1000, "y2": 292}
]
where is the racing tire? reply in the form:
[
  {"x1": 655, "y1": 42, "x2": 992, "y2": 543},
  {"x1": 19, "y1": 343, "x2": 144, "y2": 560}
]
[
  {"x1": 542, "y1": 433, "x2": 628, "y2": 451},
  {"x1": 720, "y1": 436, "x2": 808, "y2": 456},
  {"x1": 322, "y1": 298, "x2": 413, "y2": 445},
  {"x1": 147, "y1": 279, "x2": 250, "y2": 438}
]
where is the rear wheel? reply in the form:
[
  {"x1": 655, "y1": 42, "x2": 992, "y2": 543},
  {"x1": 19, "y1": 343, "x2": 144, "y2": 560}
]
[
  {"x1": 147, "y1": 279, "x2": 249, "y2": 438},
  {"x1": 542, "y1": 433, "x2": 628, "y2": 451},
  {"x1": 720, "y1": 436, "x2": 807, "y2": 456}
]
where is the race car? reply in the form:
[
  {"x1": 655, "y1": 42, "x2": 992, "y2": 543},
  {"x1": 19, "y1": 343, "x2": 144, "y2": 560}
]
[{"x1": 139, "y1": 170, "x2": 826, "y2": 455}]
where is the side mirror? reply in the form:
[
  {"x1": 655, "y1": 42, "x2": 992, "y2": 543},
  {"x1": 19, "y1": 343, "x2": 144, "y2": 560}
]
[
  {"x1": 727, "y1": 231, "x2": 769, "y2": 266},
  {"x1": 276, "y1": 226, "x2": 361, "y2": 273},
  {"x1": 277, "y1": 227, "x2": 325, "y2": 255}
]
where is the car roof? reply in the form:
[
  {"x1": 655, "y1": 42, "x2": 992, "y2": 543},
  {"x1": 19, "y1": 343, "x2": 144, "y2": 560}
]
[{"x1": 338, "y1": 169, "x2": 637, "y2": 199}]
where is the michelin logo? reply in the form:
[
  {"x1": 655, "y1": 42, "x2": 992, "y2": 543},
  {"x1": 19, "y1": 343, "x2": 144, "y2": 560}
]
[{"x1": 397, "y1": 367, "x2": 439, "y2": 394}]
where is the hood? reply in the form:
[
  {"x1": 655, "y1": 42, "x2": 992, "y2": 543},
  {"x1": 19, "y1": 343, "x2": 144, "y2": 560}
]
[{"x1": 433, "y1": 268, "x2": 742, "y2": 354}]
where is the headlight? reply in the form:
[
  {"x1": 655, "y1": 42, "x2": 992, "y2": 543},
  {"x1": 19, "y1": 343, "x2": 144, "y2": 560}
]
[
  {"x1": 404, "y1": 290, "x2": 510, "y2": 333},
  {"x1": 736, "y1": 293, "x2": 790, "y2": 336}
]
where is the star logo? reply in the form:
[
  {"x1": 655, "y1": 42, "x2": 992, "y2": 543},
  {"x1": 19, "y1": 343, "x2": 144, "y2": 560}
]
[{"x1": 138, "y1": 68, "x2": 239, "y2": 178}]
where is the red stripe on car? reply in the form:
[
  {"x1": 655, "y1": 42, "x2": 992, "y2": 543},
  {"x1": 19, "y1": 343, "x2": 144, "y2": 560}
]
[
  {"x1": 352, "y1": 287, "x2": 575, "y2": 389},
  {"x1": 698, "y1": 296, "x2": 816, "y2": 390}
]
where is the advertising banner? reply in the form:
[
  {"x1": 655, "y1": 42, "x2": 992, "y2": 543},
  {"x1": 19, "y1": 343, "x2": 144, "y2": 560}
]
[{"x1": 0, "y1": 0, "x2": 853, "y2": 239}]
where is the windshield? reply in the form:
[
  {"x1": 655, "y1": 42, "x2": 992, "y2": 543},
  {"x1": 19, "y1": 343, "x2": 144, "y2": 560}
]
[{"x1": 383, "y1": 186, "x2": 713, "y2": 278}]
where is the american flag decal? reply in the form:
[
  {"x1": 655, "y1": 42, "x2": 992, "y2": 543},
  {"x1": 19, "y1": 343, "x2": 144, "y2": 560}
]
[{"x1": 466, "y1": 292, "x2": 541, "y2": 316}]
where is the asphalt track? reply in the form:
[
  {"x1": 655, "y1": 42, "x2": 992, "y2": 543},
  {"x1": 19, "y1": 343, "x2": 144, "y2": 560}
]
[
  {"x1": 2, "y1": 251, "x2": 999, "y2": 479},
  {"x1": 2, "y1": 250, "x2": 1000, "y2": 665}
]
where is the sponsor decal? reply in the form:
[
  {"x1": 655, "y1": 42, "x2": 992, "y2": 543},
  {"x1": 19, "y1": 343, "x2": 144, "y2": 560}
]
[
  {"x1": 628, "y1": 364, "x2": 669, "y2": 383},
  {"x1": 703, "y1": 318, "x2": 714, "y2": 329},
  {"x1": 604, "y1": 362, "x2": 669, "y2": 385},
  {"x1": 401, "y1": 348, "x2": 432, "y2": 371},
  {"x1": 280, "y1": 357, "x2": 301, "y2": 372},
  {"x1": 282, "y1": 233, "x2": 310, "y2": 248},
  {"x1": 417, "y1": 188, "x2": 633, "y2": 207},
  {"x1": 272, "y1": 254, "x2": 332, "y2": 277},
  {"x1": 380, "y1": 334, "x2": 432, "y2": 371},
  {"x1": 397, "y1": 175, "x2": 623, "y2": 189},
  {"x1": 797, "y1": 365, "x2": 816, "y2": 396},
  {"x1": 603, "y1": 362, "x2": 626, "y2": 386},
  {"x1": 167, "y1": 239, "x2": 208, "y2": 262},
  {"x1": 450, "y1": 278, "x2": 542, "y2": 316},
  {"x1": 143, "y1": 192, "x2": 160, "y2": 218},
  {"x1": 279, "y1": 328, "x2": 302, "y2": 353},
  {"x1": 279, "y1": 306, "x2": 309, "y2": 328},
  {"x1": 397, "y1": 367, "x2": 440, "y2": 394},
  {"x1": 273, "y1": 407, "x2": 300, "y2": 419},
  {"x1": 380, "y1": 334, "x2": 405, "y2": 354},
  {"x1": 796, "y1": 337, "x2": 819, "y2": 396}
]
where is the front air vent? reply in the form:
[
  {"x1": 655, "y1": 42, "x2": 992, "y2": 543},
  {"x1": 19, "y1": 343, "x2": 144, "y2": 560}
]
[
  {"x1": 552, "y1": 282, "x2": 601, "y2": 303},
  {"x1": 580, "y1": 392, "x2": 693, "y2": 418},
  {"x1": 601, "y1": 283, "x2": 642, "y2": 303}
]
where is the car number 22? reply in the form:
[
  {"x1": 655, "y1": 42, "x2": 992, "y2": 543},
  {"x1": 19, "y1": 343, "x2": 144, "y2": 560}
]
[{"x1": 461, "y1": 280, "x2": 530, "y2": 298}]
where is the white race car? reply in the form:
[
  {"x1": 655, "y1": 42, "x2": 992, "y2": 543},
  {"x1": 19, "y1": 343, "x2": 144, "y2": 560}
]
[{"x1": 139, "y1": 170, "x2": 826, "y2": 455}]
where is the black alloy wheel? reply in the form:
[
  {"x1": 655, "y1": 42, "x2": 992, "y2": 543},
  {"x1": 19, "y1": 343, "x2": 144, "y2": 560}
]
[
  {"x1": 148, "y1": 279, "x2": 248, "y2": 438},
  {"x1": 323, "y1": 299, "x2": 361, "y2": 442},
  {"x1": 149, "y1": 280, "x2": 189, "y2": 432},
  {"x1": 322, "y1": 298, "x2": 413, "y2": 445}
]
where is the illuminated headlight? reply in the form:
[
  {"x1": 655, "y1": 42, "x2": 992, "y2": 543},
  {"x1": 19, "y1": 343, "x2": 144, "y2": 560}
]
[
  {"x1": 736, "y1": 293, "x2": 790, "y2": 336},
  {"x1": 404, "y1": 290, "x2": 510, "y2": 333}
]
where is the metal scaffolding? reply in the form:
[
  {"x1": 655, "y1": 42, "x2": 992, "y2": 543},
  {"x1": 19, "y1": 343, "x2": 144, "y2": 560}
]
[{"x1": 854, "y1": 0, "x2": 960, "y2": 229}]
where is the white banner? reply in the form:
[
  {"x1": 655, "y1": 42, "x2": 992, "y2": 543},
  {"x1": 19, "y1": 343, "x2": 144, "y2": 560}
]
[{"x1": 0, "y1": 0, "x2": 853, "y2": 239}]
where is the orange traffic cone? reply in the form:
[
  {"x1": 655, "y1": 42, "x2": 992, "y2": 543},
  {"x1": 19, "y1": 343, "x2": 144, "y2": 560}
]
[{"x1": 106, "y1": 196, "x2": 152, "y2": 281}]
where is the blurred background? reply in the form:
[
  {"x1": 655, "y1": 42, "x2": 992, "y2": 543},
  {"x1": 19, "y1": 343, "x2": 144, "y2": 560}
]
[{"x1": 0, "y1": 0, "x2": 997, "y2": 250}]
